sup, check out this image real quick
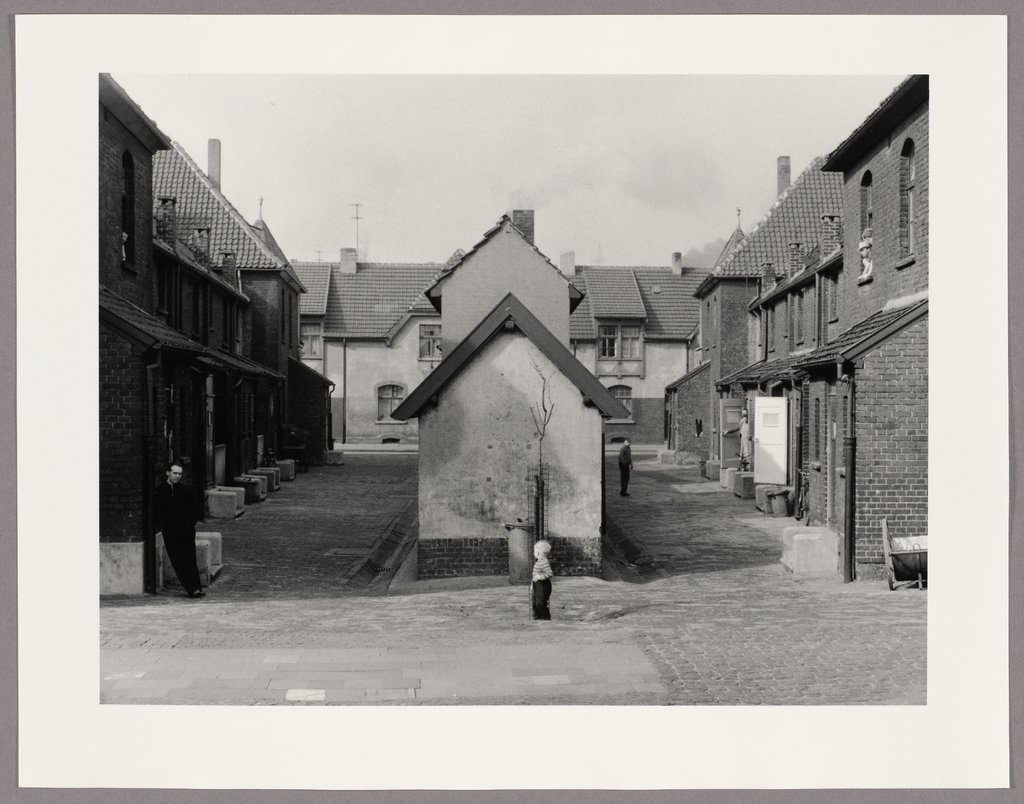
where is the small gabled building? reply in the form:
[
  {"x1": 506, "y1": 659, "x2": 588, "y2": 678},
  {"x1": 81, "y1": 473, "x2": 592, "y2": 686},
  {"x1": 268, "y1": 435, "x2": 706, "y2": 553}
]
[
  {"x1": 565, "y1": 253, "x2": 708, "y2": 445},
  {"x1": 393, "y1": 216, "x2": 626, "y2": 579}
]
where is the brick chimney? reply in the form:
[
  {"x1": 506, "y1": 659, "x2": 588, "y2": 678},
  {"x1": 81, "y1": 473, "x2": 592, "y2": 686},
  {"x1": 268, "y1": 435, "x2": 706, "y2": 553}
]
[
  {"x1": 339, "y1": 247, "x2": 358, "y2": 274},
  {"x1": 154, "y1": 196, "x2": 177, "y2": 243},
  {"x1": 820, "y1": 214, "x2": 842, "y2": 254},
  {"x1": 217, "y1": 251, "x2": 236, "y2": 274},
  {"x1": 559, "y1": 251, "x2": 576, "y2": 277},
  {"x1": 511, "y1": 209, "x2": 535, "y2": 244},
  {"x1": 787, "y1": 242, "x2": 803, "y2": 277},
  {"x1": 777, "y1": 155, "x2": 791, "y2": 197},
  {"x1": 671, "y1": 252, "x2": 683, "y2": 275},
  {"x1": 208, "y1": 139, "x2": 221, "y2": 191},
  {"x1": 762, "y1": 261, "x2": 776, "y2": 290}
]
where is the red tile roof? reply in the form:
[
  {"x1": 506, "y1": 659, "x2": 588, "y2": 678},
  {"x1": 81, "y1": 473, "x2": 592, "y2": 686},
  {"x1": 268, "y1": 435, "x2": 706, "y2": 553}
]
[
  {"x1": 706, "y1": 158, "x2": 842, "y2": 283},
  {"x1": 292, "y1": 262, "x2": 331, "y2": 316},
  {"x1": 154, "y1": 143, "x2": 289, "y2": 274},
  {"x1": 570, "y1": 266, "x2": 708, "y2": 341},
  {"x1": 321, "y1": 262, "x2": 443, "y2": 338}
]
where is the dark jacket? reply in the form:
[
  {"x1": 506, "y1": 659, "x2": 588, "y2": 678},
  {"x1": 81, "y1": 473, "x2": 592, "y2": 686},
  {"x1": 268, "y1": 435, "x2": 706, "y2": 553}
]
[
  {"x1": 154, "y1": 481, "x2": 200, "y2": 532},
  {"x1": 618, "y1": 445, "x2": 632, "y2": 468}
]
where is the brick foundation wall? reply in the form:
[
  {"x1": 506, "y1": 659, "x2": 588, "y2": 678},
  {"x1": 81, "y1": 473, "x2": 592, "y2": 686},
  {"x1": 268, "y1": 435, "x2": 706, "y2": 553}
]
[
  {"x1": 673, "y1": 365, "x2": 713, "y2": 460},
  {"x1": 853, "y1": 317, "x2": 928, "y2": 567},
  {"x1": 417, "y1": 535, "x2": 603, "y2": 579}
]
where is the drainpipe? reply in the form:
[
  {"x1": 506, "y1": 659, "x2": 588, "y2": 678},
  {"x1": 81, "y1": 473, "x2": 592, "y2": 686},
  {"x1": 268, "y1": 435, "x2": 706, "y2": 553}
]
[
  {"x1": 842, "y1": 366, "x2": 856, "y2": 583},
  {"x1": 144, "y1": 361, "x2": 160, "y2": 594},
  {"x1": 341, "y1": 338, "x2": 348, "y2": 444}
]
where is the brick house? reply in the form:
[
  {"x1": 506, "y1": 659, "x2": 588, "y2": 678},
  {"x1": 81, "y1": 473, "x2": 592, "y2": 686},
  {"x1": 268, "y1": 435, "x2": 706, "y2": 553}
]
[
  {"x1": 564, "y1": 252, "x2": 707, "y2": 445},
  {"x1": 153, "y1": 140, "x2": 333, "y2": 466},
  {"x1": 392, "y1": 216, "x2": 626, "y2": 579},
  {"x1": 670, "y1": 157, "x2": 842, "y2": 473},
  {"x1": 99, "y1": 74, "x2": 285, "y2": 594},
  {"x1": 790, "y1": 75, "x2": 928, "y2": 580}
]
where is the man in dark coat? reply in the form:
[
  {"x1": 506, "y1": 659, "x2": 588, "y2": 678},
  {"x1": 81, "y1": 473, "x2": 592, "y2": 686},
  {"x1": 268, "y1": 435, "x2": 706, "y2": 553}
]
[
  {"x1": 153, "y1": 461, "x2": 205, "y2": 598},
  {"x1": 618, "y1": 440, "x2": 633, "y2": 497}
]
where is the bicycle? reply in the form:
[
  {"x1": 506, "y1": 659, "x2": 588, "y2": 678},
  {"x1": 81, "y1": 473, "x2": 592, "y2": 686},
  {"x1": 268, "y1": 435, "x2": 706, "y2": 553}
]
[{"x1": 794, "y1": 468, "x2": 810, "y2": 523}]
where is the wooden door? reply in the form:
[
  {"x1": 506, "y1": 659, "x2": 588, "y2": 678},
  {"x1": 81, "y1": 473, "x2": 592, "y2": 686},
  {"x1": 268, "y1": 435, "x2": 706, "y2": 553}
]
[
  {"x1": 754, "y1": 396, "x2": 788, "y2": 484},
  {"x1": 719, "y1": 398, "x2": 743, "y2": 468}
]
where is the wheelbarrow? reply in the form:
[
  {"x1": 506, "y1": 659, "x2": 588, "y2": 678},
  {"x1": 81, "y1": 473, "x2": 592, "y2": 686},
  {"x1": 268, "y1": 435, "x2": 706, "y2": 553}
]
[{"x1": 881, "y1": 517, "x2": 928, "y2": 590}]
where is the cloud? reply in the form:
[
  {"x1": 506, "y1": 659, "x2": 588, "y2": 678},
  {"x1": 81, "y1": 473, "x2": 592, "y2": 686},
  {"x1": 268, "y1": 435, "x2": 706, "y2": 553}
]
[{"x1": 680, "y1": 238, "x2": 727, "y2": 269}]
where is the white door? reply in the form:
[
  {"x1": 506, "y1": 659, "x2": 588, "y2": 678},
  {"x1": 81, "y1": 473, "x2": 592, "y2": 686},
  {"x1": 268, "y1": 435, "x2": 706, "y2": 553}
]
[{"x1": 754, "y1": 397, "x2": 788, "y2": 484}]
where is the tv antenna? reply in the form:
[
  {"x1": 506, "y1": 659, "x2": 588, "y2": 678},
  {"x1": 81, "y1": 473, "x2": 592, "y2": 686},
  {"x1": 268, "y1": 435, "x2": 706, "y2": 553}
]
[{"x1": 351, "y1": 203, "x2": 362, "y2": 254}]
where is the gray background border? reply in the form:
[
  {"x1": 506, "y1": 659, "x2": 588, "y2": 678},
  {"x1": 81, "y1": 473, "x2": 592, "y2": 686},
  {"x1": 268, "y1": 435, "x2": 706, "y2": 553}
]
[{"x1": 0, "y1": 2, "x2": 1019, "y2": 802}]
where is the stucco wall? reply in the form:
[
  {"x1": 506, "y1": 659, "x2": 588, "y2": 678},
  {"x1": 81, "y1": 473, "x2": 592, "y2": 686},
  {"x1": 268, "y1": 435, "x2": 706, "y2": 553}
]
[
  {"x1": 324, "y1": 315, "x2": 441, "y2": 443},
  {"x1": 438, "y1": 223, "x2": 571, "y2": 351},
  {"x1": 418, "y1": 332, "x2": 604, "y2": 550}
]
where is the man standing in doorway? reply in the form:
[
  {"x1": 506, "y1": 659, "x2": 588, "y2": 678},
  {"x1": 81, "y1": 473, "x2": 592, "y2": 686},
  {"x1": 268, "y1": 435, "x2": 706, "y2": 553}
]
[
  {"x1": 154, "y1": 461, "x2": 205, "y2": 598},
  {"x1": 618, "y1": 439, "x2": 633, "y2": 497}
]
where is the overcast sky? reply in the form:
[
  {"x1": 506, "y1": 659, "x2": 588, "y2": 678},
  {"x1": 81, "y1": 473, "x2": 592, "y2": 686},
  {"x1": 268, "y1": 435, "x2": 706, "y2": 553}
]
[{"x1": 114, "y1": 73, "x2": 903, "y2": 268}]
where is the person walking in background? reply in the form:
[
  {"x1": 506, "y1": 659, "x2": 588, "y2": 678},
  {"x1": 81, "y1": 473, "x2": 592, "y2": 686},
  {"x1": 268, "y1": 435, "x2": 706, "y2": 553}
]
[
  {"x1": 531, "y1": 539, "x2": 554, "y2": 620},
  {"x1": 154, "y1": 461, "x2": 205, "y2": 599},
  {"x1": 618, "y1": 439, "x2": 633, "y2": 497}
]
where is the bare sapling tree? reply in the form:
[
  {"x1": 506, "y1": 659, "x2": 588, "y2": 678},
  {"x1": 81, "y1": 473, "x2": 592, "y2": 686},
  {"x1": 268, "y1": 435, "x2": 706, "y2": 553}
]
[{"x1": 529, "y1": 355, "x2": 555, "y2": 542}]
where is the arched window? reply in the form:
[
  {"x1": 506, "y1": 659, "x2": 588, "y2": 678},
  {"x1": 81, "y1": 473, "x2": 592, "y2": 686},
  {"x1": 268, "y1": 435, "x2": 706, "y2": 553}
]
[
  {"x1": 121, "y1": 151, "x2": 135, "y2": 264},
  {"x1": 859, "y1": 170, "x2": 873, "y2": 235},
  {"x1": 377, "y1": 384, "x2": 405, "y2": 421},
  {"x1": 900, "y1": 139, "x2": 916, "y2": 257},
  {"x1": 609, "y1": 384, "x2": 632, "y2": 417}
]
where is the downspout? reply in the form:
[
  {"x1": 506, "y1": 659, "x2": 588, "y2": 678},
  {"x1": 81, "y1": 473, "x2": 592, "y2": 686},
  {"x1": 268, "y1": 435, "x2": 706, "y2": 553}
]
[
  {"x1": 144, "y1": 361, "x2": 160, "y2": 594},
  {"x1": 341, "y1": 338, "x2": 348, "y2": 444},
  {"x1": 327, "y1": 381, "x2": 336, "y2": 450},
  {"x1": 842, "y1": 364, "x2": 856, "y2": 583}
]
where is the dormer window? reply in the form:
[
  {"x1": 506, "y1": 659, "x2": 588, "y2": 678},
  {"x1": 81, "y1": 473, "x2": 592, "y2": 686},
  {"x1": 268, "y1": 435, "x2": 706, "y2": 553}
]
[{"x1": 599, "y1": 324, "x2": 642, "y2": 359}]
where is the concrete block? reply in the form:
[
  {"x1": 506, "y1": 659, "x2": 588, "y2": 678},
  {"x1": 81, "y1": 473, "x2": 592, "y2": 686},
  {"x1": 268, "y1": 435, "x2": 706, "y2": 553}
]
[
  {"x1": 705, "y1": 460, "x2": 720, "y2": 481},
  {"x1": 755, "y1": 484, "x2": 783, "y2": 511},
  {"x1": 733, "y1": 472, "x2": 755, "y2": 499},
  {"x1": 247, "y1": 466, "x2": 280, "y2": 490},
  {"x1": 781, "y1": 526, "x2": 839, "y2": 575},
  {"x1": 206, "y1": 489, "x2": 242, "y2": 519},
  {"x1": 241, "y1": 473, "x2": 268, "y2": 499},
  {"x1": 230, "y1": 475, "x2": 264, "y2": 504},
  {"x1": 721, "y1": 467, "x2": 737, "y2": 489},
  {"x1": 100, "y1": 542, "x2": 144, "y2": 596},
  {"x1": 325, "y1": 450, "x2": 345, "y2": 466},
  {"x1": 195, "y1": 531, "x2": 223, "y2": 569},
  {"x1": 277, "y1": 459, "x2": 296, "y2": 481},
  {"x1": 160, "y1": 539, "x2": 211, "y2": 588}
]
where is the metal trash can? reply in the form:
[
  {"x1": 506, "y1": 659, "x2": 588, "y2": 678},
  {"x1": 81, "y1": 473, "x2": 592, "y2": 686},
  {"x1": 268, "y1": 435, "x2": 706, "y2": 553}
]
[{"x1": 504, "y1": 521, "x2": 534, "y2": 585}]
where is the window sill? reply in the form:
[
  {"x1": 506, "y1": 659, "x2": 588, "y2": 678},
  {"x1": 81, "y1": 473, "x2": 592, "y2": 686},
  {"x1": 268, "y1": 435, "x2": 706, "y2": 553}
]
[
  {"x1": 895, "y1": 255, "x2": 916, "y2": 270},
  {"x1": 418, "y1": 357, "x2": 441, "y2": 363},
  {"x1": 375, "y1": 419, "x2": 406, "y2": 426},
  {"x1": 857, "y1": 274, "x2": 873, "y2": 286},
  {"x1": 607, "y1": 418, "x2": 635, "y2": 425}
]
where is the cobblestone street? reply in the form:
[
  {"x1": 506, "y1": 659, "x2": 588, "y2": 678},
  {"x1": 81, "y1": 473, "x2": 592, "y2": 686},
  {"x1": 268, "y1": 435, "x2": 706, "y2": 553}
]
[{"x1": 101, "y1": 452, "x2": 926, "y2": 705}]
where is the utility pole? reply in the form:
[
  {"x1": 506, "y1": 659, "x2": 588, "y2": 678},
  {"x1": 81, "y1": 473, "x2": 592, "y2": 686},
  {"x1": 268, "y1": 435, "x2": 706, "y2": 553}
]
[{"x1": 351, "y1": 203, "x2": 362, "y2": 257}]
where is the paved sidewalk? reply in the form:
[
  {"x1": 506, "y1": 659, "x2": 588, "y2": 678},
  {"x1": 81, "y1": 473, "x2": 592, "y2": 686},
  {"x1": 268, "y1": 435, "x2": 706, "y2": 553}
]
[{"x1": 101, "y1": 455, "x2": 926, "y2": 705}]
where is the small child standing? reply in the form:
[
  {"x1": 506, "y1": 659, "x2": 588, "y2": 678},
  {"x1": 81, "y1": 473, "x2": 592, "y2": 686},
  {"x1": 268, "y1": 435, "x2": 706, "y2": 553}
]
[{"x1": 531, "y1": 539, "x2": 553, "y2": 620}]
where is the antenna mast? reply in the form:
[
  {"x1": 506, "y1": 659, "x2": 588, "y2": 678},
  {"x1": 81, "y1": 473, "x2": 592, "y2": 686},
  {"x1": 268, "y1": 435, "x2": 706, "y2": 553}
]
[{"x1": 351, "y1": 203, "x2": 362, "y2": 256}]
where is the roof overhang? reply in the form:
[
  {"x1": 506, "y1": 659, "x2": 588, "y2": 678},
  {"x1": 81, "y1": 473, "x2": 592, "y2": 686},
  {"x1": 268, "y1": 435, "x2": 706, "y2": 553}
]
[
  {"x1": 392, "y1": 293, "x2": 628, "y2": 421},
  {"x1": 99, "y1": 74, "x2": 171, "y2": 153},
  {"x1": 823, "y1": 75, "x2": 928, "y2": 173}
]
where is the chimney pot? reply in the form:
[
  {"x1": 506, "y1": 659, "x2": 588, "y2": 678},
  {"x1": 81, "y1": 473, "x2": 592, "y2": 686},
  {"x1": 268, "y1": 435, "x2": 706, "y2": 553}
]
[
  {"x1": 511, "y1": 210, "x2": 535, "y2": 245},
  {"x1": 762, "y1": 261, "x2": 777, "y2": 288},
  {"x1": 190, "y1": 227, "x2": 210, "y2": 266},
  {"x1": 777, "y1": 155, "x2": 791, "y2": 197},
  {"x1": 671, "y1": 252, "x2": 683, "y2": 275},
  {"x1": 218, "y1": 251, "x2": 236, "y2": 273},
  {"x1": 559, "y1": 251, "x2": 576, "y2": 277},
  {"x1": 339, "y1": 247, "x2": 358, "y2": 274},
  {"x1": 208, "y1": 139, "x2": 222, "y2": 190}
]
